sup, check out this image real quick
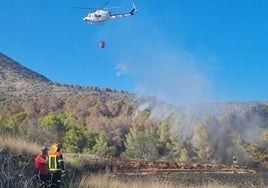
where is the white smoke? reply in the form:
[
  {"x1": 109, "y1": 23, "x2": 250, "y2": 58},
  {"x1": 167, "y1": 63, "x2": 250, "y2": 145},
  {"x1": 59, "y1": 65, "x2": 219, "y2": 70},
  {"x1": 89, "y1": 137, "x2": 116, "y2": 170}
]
[
  {"x1": 133, "y1": 49, "x2": 214, "y2": 106},
  {"x1": 116, "y1": 62, "x2": 132, "y2": 77},
  {"x1": 113, "y1": 23, "x2": 267, "y2": 164},
  {"x1": 134, "y1": 98, "x2": 268, "y2": 163}
]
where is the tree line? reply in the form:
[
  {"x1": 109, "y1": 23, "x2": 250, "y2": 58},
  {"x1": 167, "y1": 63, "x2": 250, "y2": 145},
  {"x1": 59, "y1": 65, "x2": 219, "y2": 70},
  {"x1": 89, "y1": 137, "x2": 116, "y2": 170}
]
[{"x1": 0, "y1": 95, "x2": 267, "y2": 169}]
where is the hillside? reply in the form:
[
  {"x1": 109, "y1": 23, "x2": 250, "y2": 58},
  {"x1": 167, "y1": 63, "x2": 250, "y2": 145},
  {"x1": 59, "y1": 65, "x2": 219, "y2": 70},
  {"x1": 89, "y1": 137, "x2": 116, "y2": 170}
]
[
  {"x1": 0, "y1": 52, "x2": 267, "y2": 170},
  {"x1": 0, "y1": 52, "x2": 133, "y2": 102}
]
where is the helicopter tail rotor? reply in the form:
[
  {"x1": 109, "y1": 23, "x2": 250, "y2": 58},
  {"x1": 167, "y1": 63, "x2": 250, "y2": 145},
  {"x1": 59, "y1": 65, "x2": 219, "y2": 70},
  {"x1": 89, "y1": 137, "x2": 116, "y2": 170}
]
[{"x1": 130, "y1": 3, "x2": 137, "y2": 15}]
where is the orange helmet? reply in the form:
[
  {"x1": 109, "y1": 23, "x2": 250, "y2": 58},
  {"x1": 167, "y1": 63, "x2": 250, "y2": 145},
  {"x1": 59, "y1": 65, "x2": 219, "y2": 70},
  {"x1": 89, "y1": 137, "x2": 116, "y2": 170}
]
[{"x1": 51, "y1": 142, "x2": 62, "y2": 152}]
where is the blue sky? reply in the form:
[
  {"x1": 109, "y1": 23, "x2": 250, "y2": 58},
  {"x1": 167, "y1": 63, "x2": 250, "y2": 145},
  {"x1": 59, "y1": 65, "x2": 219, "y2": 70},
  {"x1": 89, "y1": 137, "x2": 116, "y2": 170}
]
[{"x1": 1, "y1": 0, "x2": 268, "y2": 106}]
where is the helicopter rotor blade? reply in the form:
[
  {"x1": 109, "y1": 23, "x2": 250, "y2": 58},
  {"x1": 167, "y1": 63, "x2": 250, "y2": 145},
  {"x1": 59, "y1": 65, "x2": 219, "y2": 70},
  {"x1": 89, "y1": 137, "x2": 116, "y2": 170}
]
[
  {"x1": 99, "y1": 1, "x2": 110, "y2": 9},
  {"x1": 73, "y1": 7, "x2": 95, "y2": 10},
  {"x1": 73, "y1": 1, "x2": 110, "y2": 11}
]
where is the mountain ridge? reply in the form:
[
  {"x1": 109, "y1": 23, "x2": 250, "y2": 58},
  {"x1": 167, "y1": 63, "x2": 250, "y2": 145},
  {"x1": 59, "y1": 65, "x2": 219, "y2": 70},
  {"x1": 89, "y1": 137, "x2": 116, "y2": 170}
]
[
  {"x1": 0, "y1": 52, "x2": 133, "y2": 102},
  {"x1": 0, "y1": 52, "x2": 51, "y2": 82},
  {"x1": 1, "y1": 51, "x2": 268, "y2": 111}
]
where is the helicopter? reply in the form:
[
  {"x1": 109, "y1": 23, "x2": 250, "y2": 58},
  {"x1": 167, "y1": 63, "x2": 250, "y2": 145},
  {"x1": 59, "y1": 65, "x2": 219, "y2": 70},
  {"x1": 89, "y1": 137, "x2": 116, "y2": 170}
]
[{"x1": 75, "y1": 1, "x2": 137, "y2": 24}]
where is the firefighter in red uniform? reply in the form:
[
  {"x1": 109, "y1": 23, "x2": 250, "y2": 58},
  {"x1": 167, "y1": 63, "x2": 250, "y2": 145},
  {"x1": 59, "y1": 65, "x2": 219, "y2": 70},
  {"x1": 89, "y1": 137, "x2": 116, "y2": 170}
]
[
  {"x1": 35, "y1": 147, "x2": 51, "y2": 187},
  {"x1": 48, "y1": 142, "x2": 65, "y2": 188}
]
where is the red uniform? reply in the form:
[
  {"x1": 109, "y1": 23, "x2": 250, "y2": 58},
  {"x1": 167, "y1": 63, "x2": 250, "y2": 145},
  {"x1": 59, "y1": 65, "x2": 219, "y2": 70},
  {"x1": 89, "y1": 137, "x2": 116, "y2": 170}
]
[{"x1": 35, "y1": 154, "x2": 49, "y2": 174}]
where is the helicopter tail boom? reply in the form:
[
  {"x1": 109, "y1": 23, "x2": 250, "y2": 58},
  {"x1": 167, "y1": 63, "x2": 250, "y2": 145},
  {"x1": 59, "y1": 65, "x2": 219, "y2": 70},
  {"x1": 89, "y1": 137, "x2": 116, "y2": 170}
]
[{"x1": 109, "y1": 3, "x2": 137, "y2": 20}]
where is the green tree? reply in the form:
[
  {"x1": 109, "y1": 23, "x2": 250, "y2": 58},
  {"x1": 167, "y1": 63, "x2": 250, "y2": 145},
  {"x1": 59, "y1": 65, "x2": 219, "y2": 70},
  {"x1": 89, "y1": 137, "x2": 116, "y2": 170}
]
[
  {"x1": 193, "y1": 122, "x2": 212, "y2": 161},
  {"x1": 13, "y1": 112, "x2": 29, "y2": 137},
  {"x1": 156, "y1": 122, "x2": 173, "y2": 157},
  {"x1": 132, "y1": 109, "x2": 152, "y2": 131},
  {"x1": 0, "y1": 113, "x2": 27, "y2": 136},
  {"x1": 38, "y1": 112, "x2": 66, "y2": 143},
  {"x1": 5, "y1": 118, "x2": 19, "y2": 136},
  {"x1": 123, "y1": 127, "x2": 157, "y2": 160},
  {"x1": 63, "y1": 125, "x2": 99, "y2": 153},
  {"x1": 238, "y1": 136, "x2": 268, "y2": 168},
  {"x1": 93, "y1": 134, "x2": 116, "y2": 157},
  {"x1": 179, "y1": 147, "x2": 190, "y2": 162}
]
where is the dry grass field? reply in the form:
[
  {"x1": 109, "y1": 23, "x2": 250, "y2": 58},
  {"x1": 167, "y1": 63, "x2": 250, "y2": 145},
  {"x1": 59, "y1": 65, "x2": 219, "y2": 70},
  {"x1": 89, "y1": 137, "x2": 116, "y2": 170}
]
[
  {"x1": 0, "y1": 135, "x2": 40, "y2": 155},
  {"x1": 0, "y1": 135, "x2": 267, "y2": 188},
  {"x1": 67, "y1": 173, "x2": 268, "y2": 188}
]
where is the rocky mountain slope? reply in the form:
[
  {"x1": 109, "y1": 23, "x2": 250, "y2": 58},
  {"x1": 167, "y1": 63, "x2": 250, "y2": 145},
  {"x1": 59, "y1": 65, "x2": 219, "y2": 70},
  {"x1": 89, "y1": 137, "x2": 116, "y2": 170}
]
[
  {"x1": 2, "y1": 51, "x2": 268, "y2": 122},
  {"x1": 0, "y1": 52, "x2": 133, "y2": 102}
]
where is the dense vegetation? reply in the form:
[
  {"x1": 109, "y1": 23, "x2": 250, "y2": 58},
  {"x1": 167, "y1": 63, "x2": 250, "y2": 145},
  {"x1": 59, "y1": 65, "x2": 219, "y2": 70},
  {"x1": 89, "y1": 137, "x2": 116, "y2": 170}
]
[{"x1": 0, "y1": 95, "x2": 267, "y2": 170}]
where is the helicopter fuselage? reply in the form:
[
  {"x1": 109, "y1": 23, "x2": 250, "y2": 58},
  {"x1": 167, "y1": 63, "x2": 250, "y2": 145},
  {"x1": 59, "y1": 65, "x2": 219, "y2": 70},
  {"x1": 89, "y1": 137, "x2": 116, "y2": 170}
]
[
  {"x1": 83, "y1": 10, "x2": 111, "y2": 22},
  {"x1": 83, "y1": 4, "x2": 136, "y2": 23}
]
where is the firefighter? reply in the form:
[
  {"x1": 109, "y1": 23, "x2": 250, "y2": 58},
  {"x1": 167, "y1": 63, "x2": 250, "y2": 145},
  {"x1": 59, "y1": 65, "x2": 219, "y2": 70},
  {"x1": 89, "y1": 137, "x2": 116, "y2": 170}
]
[
  {"x1": 35, "y1": 147, "x2": 51, "y2": 188},
  {"x1": 48, "y1": 142, "x2": 65, "y2": 188}
]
